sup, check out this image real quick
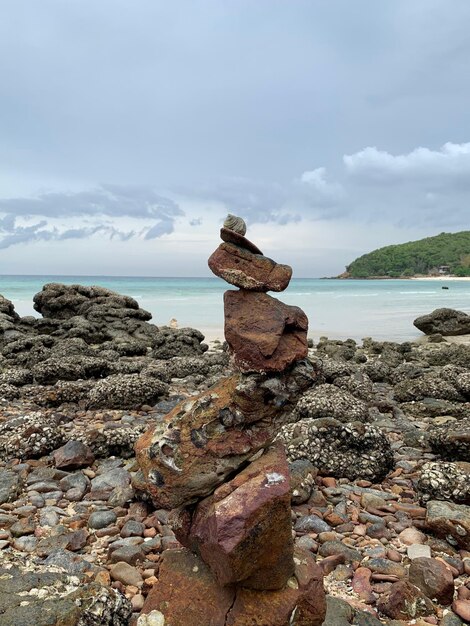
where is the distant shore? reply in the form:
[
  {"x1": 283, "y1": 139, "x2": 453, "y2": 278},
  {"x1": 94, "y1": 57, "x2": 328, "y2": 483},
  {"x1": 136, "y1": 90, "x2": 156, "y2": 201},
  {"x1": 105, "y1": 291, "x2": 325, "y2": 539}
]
[{"x1": 410, "y1": 276, "x2": 470, "y2": 281}]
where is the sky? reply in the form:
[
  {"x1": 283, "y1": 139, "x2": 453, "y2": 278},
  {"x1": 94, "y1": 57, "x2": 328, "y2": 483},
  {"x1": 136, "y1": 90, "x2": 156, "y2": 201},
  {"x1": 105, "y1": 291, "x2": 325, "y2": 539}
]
[{"x1": 0, "y1": 0, "x2": 469, "y2": 277}]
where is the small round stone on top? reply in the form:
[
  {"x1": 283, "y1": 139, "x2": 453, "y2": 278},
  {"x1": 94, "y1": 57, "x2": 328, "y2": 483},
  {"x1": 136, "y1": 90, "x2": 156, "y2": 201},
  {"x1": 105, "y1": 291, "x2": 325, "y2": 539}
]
[{"x1": 223, "y1": 214, "x2": 247, "y2": 236}]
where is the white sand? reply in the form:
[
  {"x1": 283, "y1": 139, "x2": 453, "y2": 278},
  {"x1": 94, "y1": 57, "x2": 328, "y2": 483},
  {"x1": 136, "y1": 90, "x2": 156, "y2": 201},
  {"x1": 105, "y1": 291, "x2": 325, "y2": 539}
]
[{"x1": 410, "y1": 276, "x2": 470, "y2": 281}]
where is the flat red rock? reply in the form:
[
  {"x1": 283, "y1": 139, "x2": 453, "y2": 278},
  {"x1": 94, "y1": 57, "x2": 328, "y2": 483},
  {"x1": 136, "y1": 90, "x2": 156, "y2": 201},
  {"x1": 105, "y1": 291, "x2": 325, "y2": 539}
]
[{"x1": 208, "y1": 242, "x2": 292, "y2": 292}]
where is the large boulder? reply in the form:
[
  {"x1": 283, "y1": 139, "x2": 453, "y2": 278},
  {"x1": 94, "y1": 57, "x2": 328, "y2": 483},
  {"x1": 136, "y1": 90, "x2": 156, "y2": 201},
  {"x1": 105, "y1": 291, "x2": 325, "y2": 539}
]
[
  {"x1": 278, "y1": 417, "x2": 393, "y2": 481},
  {"x1": 208, "y1": 242, "x2": 292, "y2": 292},
  {"x1": 414, "y1": 308, "x2": 470, "y2": 336},
  {"x1": 224, "y1": 290, "x2": 308, "y2": 372},
  {"x1": 175, "y1": 444, "x2": 294, "y2": 590}
]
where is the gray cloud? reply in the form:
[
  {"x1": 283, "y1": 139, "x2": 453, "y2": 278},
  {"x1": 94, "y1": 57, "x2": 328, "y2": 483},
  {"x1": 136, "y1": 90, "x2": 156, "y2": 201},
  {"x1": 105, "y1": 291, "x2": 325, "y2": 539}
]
[{"x1": 0, "y1": 185, "x2": 183, "y2": 249}]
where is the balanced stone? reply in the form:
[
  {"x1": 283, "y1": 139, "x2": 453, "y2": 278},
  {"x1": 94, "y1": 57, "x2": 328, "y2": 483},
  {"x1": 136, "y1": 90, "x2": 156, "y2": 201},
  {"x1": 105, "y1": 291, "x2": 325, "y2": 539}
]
[
  {"x1": 174, "y1": 443, "x2": 294, "y2": 590},
  {"x1": 224, "y1": 290, "x2": 308, "y2": 372},
  {"x1": 220, "y1": 227, "x2": 263, "y2": 255},
  {"x1": 134, "y1": 363, "x2": 314, "y2": 509},
  {"x1": 223, "y1": 214, "x2": 247, "y2": 235},
  {"x1": 208, "y1": 242, "x2": 292, "y2": 292}
]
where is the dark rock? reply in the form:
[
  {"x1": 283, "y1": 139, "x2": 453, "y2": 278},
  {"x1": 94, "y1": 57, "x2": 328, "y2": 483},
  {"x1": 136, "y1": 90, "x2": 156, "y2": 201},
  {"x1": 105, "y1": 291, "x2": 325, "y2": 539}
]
[
  {"x1": 208, "y1": 242, "x2": 292, "y2": 292},
  {"x1": 0, "y1": 560, "x2": 131, "y2": 626},
  {"x1": 88, "y1": 510, "x2": 117, "y2": 529},
  {"x1": 224, "y1": 290, "x2": 308, "y2": 372},
  {"x1": 0, "y1": 469, "x2": 20, "y2": 505},
  {"x1": 289, "y1": 459, "x2": 317, "y2": 505},
  {"x1": 151, "y1": 326, "x2": 208, "y2": 359},
  {"x1": 414, "y1": 308, "x2": 470, "y2": 336},
  {"x1": 52, "y1": 440, "x2": 95, "y2": 469}
]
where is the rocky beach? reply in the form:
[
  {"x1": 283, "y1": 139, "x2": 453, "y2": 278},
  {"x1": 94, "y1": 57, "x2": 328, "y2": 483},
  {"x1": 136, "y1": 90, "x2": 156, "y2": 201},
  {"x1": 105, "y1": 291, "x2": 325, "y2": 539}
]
[{"x1": 1, "y1": 224, "x2": 470, "y2": 625}]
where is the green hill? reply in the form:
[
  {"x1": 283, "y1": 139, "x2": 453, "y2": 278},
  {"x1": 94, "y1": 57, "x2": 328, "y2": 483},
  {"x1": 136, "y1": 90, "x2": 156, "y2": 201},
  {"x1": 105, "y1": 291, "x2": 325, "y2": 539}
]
[{"x1": 344, "y1": 231, "x2": 470, "y2": 278}]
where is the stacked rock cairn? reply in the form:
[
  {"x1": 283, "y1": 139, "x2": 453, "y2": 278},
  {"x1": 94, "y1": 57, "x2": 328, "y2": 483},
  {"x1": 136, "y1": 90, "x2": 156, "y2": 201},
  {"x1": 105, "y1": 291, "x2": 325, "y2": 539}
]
[{"x1": 135, "y1": 215, "x2": 326, "y2": 626}]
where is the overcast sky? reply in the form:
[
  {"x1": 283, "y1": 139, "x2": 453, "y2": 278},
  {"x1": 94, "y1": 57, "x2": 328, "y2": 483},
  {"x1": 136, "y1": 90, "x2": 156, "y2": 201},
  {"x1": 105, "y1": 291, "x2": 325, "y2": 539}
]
[{"x1": 1, "y1": 0, "x2": 469, "y2": 277}]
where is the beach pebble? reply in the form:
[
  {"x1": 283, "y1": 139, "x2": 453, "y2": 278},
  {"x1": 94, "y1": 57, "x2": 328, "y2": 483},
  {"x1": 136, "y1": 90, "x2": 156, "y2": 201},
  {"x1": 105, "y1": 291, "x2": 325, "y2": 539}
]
[
  {"x1": 110, "y1": 561, "x2": 143, "y2": 587},
  {"x1": 88, "y1": 510, "x2": 117, "y2": 529}
]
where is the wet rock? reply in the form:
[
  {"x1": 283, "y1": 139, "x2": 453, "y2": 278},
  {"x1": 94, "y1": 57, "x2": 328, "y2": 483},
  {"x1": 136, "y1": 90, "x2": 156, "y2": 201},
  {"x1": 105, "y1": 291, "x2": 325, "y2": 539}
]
[
  {"x1": 208, "y1": 242, "x2": 292, "y2": 292},
  {"x1": 408, "y1": 557, "x2": 455, "y2": 605},
  {"x1": 52, "y1": 440, "x2": 95, "y2": 469},
  {"x1": 414, "y1": 308, "x2": 470, "y2": 336},
  {"x1": 279, "y1": 417, "x2": 393, "y2": 481},
  {"x1": 175, "y1": 444, "x2": 294, "y2": 590},
  {"x1": 224, "y1": 290, "x2": 308, "y2": 372},
  {"x1": 425, "y1": 500, "x2": 470, "y2": 550}
]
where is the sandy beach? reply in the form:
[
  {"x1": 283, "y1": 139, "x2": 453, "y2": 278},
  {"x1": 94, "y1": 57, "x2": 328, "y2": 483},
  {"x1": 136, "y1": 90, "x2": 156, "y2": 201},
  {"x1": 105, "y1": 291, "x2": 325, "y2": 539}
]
[{"x1": 410, "y1": 276, "x2": 470, "y2": 281}]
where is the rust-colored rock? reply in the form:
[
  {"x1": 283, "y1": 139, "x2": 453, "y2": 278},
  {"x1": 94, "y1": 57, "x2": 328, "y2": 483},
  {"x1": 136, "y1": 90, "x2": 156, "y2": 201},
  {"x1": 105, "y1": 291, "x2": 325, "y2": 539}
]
[
  {"x1": 176, "y1": 443, "x2": 294, "y2": 589},
  {"x1": 134, "y1": 363, "x2": 315, "y2": 509},
  {"x1": 209, "y1": 242, "x2": 292, "y2": 292},
  {"x1": 408, "y1": 557, "x2": 455, "y2": 605},
  {"x1": 377, "y1": 580, "x2": 436, "y2": 620},
  {"x1": 220, "y1": 227, "x2": 263, "y2": 254},
  {"x1": 226, "y1": 547, "x2": 326, "y2": 626},
  {"x1": 141, "y1": 547, "x2": 326, "y2": 626},
  {"x1": 140, "y1": 548, "x2": 235, "y2": 625},
  {"x1": 224, "y1": 290, "x2": 308, "y2": 372}
]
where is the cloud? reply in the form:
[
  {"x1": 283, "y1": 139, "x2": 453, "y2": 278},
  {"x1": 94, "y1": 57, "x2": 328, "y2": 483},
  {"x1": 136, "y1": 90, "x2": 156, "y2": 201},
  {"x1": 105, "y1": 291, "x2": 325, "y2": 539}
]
[
  {"x1": 344, "y1": 142, "x2": 470, "y2": 186},
  {"x1": 0, "y1": 185, "x2": 184, "y2": 249},
  {"x1": 0, "y1": 184, "x2": 182, "y2": 220}
]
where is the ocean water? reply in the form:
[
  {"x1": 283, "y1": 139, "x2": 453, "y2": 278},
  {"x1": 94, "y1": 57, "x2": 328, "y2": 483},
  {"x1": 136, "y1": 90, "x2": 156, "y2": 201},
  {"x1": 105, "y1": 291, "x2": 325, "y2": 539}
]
[{"x1": 0, "y1": 275, "x2": 469, "y2": 342}]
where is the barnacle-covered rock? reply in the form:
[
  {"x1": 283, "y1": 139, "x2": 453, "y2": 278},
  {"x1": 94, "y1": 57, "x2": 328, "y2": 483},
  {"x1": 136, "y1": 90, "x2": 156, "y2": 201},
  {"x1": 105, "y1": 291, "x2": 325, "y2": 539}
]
[
  {"x1": 294, "y1": 384, "x2": 369, "y2": 423},
  {"x1": 0, "y1": 558, "x2": 131, "y2": 626},
  {"x1": 88, "y1": 373, "x2": 168, "y2": 409},
  {"x1": 151, "y1": 327, "x2": 208, "y2": 359},
  {"x1": 428, "y1": 418, "x2": 470, "y2": 461},
  {"x1": 418, "y1": 461, "x2": 470, "y2": 504},
  {"x1": 394, "y1": 373, "x2": 465, "y2": 402},
  {"x1": 0, "y1": 412, "x2": 66, "y2": 461},
  {"x1": 278, "y1": 417, "x2": 393, "y2": 481}
]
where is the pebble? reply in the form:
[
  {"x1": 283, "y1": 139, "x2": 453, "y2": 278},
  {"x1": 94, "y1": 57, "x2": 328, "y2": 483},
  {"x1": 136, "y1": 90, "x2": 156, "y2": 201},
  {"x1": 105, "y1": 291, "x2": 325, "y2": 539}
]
[
  {"x1": 109, "y1": 561, "x2": 143, "y2": 587},
  {"x1": 399, "y1": 527, "x2": 426, "y2": 545},
  {"x1": 88, "y1": 510, "x2": 117, "y2": 529},
  {"x1": 407, "y1": 543, "x2": 432, "y2": 559},
  {"x1": 452, "y1": 599, "x2": 470, "y2": 622}
]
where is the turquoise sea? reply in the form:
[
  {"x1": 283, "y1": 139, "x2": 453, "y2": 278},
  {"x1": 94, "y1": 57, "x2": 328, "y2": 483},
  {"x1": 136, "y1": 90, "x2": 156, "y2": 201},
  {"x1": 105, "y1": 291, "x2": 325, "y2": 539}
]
[{"x1": 0, "y1": 275, "x2": 469, "y2": 342}]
